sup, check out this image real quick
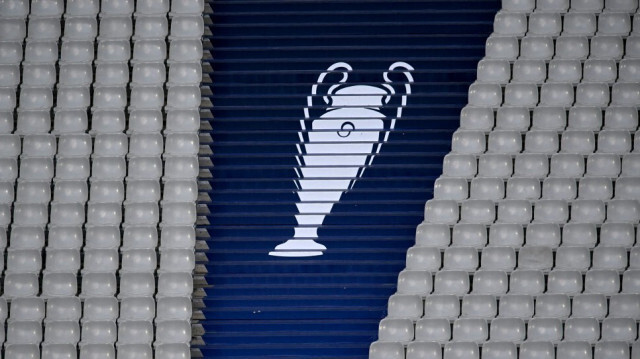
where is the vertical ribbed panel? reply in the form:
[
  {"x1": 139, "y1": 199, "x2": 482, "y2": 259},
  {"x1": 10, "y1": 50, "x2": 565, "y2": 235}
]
[{"x1": 199, "y1": 1, "x2": 499, "y2": 357}]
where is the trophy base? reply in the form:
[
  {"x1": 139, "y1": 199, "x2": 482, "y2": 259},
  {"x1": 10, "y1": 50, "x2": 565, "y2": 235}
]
[{"x1": 269, "y1": 239, "x2": 326, "y2": 257}]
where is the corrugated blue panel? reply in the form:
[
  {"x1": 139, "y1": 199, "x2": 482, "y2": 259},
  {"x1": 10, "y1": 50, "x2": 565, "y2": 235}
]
[{"x1": 200, "y1": 1, "x2": 499, "y2": 357}]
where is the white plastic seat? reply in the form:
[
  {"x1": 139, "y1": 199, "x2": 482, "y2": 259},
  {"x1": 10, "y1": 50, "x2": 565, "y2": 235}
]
[
  {"x1": 571, "y1": 0, "x2": 604, "y2": 12},
  {"x1": 619, "y1": 59, "x2": 640, "y2": 85},
  {"x1": 424, "y1": 294, "x2": 460, "y2": 319},
  {"x1": 0, "y1": 42, "x2": 23, "y2": 65},
  {"x1": 525, "y1": 223, "x2": 561, "y2": 248},
  {"x1": 53, "y1": 109, "x2": 88, "y2": 134},
  {"x1": 118, "y1": 272, "x2": 156, "y2": 298},
  {"x1": 160, "y1": 248, "x2": 195, "y2": 273},
  {"x1": 531, "y1": 107, "x2": 566, "y2": 131},
  {"x1": 408, "y1": 340, "x2": 445, "y2": 359},
  {"x1": 0, "y1": 0, "x2": 29, "y2": 18},
  {"x1": 485, "y1": 35, "x2": 519, "y2": 60},
  {"x1": 555, "y1": 35, "x2": 589, "y2": 60},
  {"x1": 65, "y1": 0, "x2": 99, "y2": 16},
  {"x1": 53, "y1": 39, "x2": 92, "y2": 63},
  {"x1": 121, "y1": 249, "x2": 157, "y2": 272},
  {"x1": 386, "y1": 294, "x2": 423, "y2": 319},
  {"x1": 397, "y1": 271, "x2": 432, "y2": 296},
  {"x1": 489, "y1": 224, "x2": 524, "y2": 247},
  {"x1": 510, "y1": 60, "x2": 544, "y2": 85},
  {"x1": 537, "y1": 0, "x2": 570, "y2": 11},
  {"x1": 129, "y1": 156, "x2": 164, "y2": 179},
  {"x1": 12, "y1": 203, "x2": 48, "y2": 225},
  {"x1": 6, "y1": 321, "x2": 42, "y2": 344},
  {"x1": 127, "y1": 109, "x2": 163, "y2": 133},
  {"x1": 585, "y1": 269, "x2": 620, "y2": 294},
  {"x1": 42, "y1": 343, "x2": 77, "y2": 359},
  {"x1": 130, "y1": 85, "x2": 165, "y2": 110},
  {"x1": 518, "y1": 246, "x2": 553, "y2": 270},
  {"x1": 487, "y1": 130, "x2": 522, "y2": 154},
  {"x1": 575, "y1": 83, "x2": 609, "y2": 108},
  {"x1": 22, "y1": 134, "x2": 56, "y2": 157},
  {"x1": 8, "y1": 226, "x2": 44, "y2": 250},
  {"x1": 120, "y1": 297, "x2": 155, "y2": 321},
  {"x1": 94, "y1": 63, "x2": 129, "y2": 86},
  {"x1": 468, "y1": 83, "x2": 502, "y2": 108},
  {"x1": 79, "y1": 344, "x2": 115, "y2": 359},
  {"x1": 122, "y1": 226, "x2": 158, "y2": 250},
  {"x1": 136, "y1": 0, "x2": 170, "y2": 15},
  {"x1": 160, "y1": 202, "x2": 195, "y2": 225},
  {"x1": 56, "y1": 86, "x2": 91, "y2": 110},
  {"x1": 524, "y1": 131, "x2": 559, "y2": 154},
  {"x1": 607, "y1": 199, "x2": 640, "y2": 223},
  {"x1": 570, "y1": 199, "x2": 607, "y2": 224},
  {"x1": 496, "y1": 199, "x2": 532, "y2": 224},
  {"x1": 555, "y1": 246, "x2": 590, "y2": 271},
  {"x1": 128, "y1": 133, "x2": 164, "y2": 157},
  {"x1": 605, "y1": 0, "x2": 638, "y2": 11},
  {"x1": 443, "y1": 154, "x2": 477, "y2": 178},
  {"x1": 116, "y1": 344, "x2": 152, "y2": 359},
  {"x1": 166, "y1": 85, "x2": 201, "y2": 109},
  {"x1": 585, "y1": 154, "x2": 620, "y2": 177},
  {"x1": 481, "y1": 342, "x2": 517, "y2": 359},
  {"x1": 526, "y1": 318, "x2": 563, "y2": 342},
  {"x1": 166, "y1": 109, "x2": 200, "y2": 133},
  {"x1": 163, "y1": 180, "x2": 198, "y2": 202},
  {"x1": 461, "y1": 294, "x2": 497, "y2": 318},
  {"x1": 98, "y1": 16, "x2": 133, "y2": 40},
  {"x1": 476, "y1": 59, "x2": 511, "y2": 84},
  {"x1": 451, "y1": 223, "x2": 487, "y2": 248},
  {"x1": 406, "y1": 246, "x2": 441, "y2": 271},
  {"x1": 612, "y1": 83, "x2": 640, "y2": 106},
  {"x1": 590, "y1": 35, "x2": 624, "y2": 60},
  {"x1": 513, "y1": 154, "x2": 549, "y2": 178},
  {"x1": 509, "y1": 269, "x2": 544, "y2": 294},
  {"x1": 132, "y1": 39, "x2": 167, "y2": 62},
  {"x1": 0, "y1": 134, "x2": 21, "y2": 157},
  {"x1": 0, "y1": 110, "x2": 13, "y2": 133},
  {"x1": 626, "y1": 35, "x2": 640, "y2": 58},
  {"x1": 92, "y1": 86, "x2": 127, "y2": 110},
  {"x1": 93, "y1": 133, "x2": 128, "y2": 157},
  {"x1": 97, "y1": 40, "x2": 130, "y2": 62},
  {"x1": 157, "y1": 272, "x2": 193, "y2": 297},
  {"x1": 444, "y1": 247, "x2": 478, "y2": 271},
  {"x1": 434, "y1": 270, "x2": 470, "y2": 295},
  {"x1": 547, "y1": 270, "x2": 583, "y2": 294},
  {"x1": 163, "y1": 156, "x2": 199, "y2": 179},
  {"x1": 44, "y1": 321, "x2": 80, "y2": 345},
  {"x1": 615, "y1": 177, "x2": 640, "y2": 200},
  {"x1": 572, "y1": 293, "x2": 607, "y2": 319},
  {"x1": 579, "y1": 177, "x2": 613, "y2": 200},
  {"x1": 477, "y1": 154, "x2": 512, "y2": 178},
  {"x1": 528, "y1": 12, "x2": 562, "y2": 37},
  {"x1": 170, "y1": 15, "x2": 205, "y2": 39},
  {"x1": 495, "y1": 107, "x2": 529, "y2": 131},
  {"x1": 600, "y1": 223, "x2": 635, "y2": 247},
  {"x1": 561, "y1": 130, "x2": 595, "y2": 154},
  {"x1": 83, "y1": 226, "x2": 119, "y2": 250},
  {"x1": 605, "y1": 107, "x2": 638, "y2": 131},
  {"x1": 132, "y1": 62, "x2": 166, "y2": 86},
  {"x1": 452, "y1": 318, "x2": 488, "y2": 343},
  {"x1": 424, "y1": 199, "x2": 459, "y2": 224},
  {"x1": 80, "y1": 321, "x2": 117, "y2": 344},
  {"x1": 154, "y1": 344, "x2": 190, "y2": 359},
  {"x1": 10, "y1": 297, "x2": 44, "y2": 322},
  {"x1": 3, "y1": 273, "x2": 39, "y2": 298},
  {"x1": 556, "y1": 341, "x2": 594, "y2": 359},
  {"x1": 90, "y1": 157, "x2": 125, "y2": 180},
  {"x1": 82, "y1": 249, "x2": 119, "y2": 273},
  {"x1": 42, "y1": 272, "x2": 77, "y2": 296},
  {"x1": 535, "y1": 293, "x2": 571, "y2": 318},
  {"x1": 0, "y1": 182, "x2": 14, "y2": 203},
  {"x1": 50, "y1": 202, "x2": 86, "y2": 225},
  {"x1": 62, "y1": 17, "x2": 98, "y2": 40},
  {"x1": 490, "y1": 317, "x2": 526, "y2": 342},
  {"x1": 443, "y1": 342, "x2": 479, "y2": 359},
  {"x1": 506, "y1": 177, "x2": 540, "y2": 200},
  {"x1": 117, "y1": 320, "x2": 154, "y2": 345},
  {"x1": 80, "y1": 273, "x2": 118, "y2": 297},
  {"x1": 0, "y1": 64, "x2": 21, "y2": 88},
  {"x1": 460, "y1": 199, "x2": 495, "y2": 224},
  {"x1": 82, "y1": 297, "x2": 118, "y2": 322},
  {"x1": 544, "y1": 177, "x2": 577, "y2": 197},
  {"x1": 610, "y1": 293, "x2": 640, "y2": 319},
  {"x1": 16, "y1": 181, "x2": 51, "y2": 203},
  {"x1": 598, "y1": 130, "x2": 632, "y2": 154},
  {"x1": 534, "y1": 199, "x2": 569, "y2": 223},
  {"x1": 564, "y1": 12, "x2": 597, "y2": 35},
  {"x1": 519, "y1": 36, "x2": 554, "y2": 60},
  {"x1": 18, "y1": 87, "x2": 53, "y2": 110},
  {"x1": 540, "y1": 83, "x2": 574, "y2": 108},
  {"x1": 377, "y1": 318, "x2": 414, "y2": 343},
  {"x1": 597, "y1": 12, "x2": 631, "y2": 35},
  {"x1": 547, "y1": 59, "x2": 581, "y2": 84},
  {"x1": 583, "y1": 59, "x2": 617, "y2": 84},
  {"x1": 168, "y1": 39, "x2": 202, "y2": 63},
  {"x1": 0, "y1": 19, "x2": 26, "y2": 42},
  {"x1": 594, "y1": 342, "x2": 630, "y2": 359},
  {"x1": 470, "y1": 177, "x2": 503, "y2": 200},
  {"x1": 45, "y1": 249, "x2": 81, "y2": 272},
  {"x1": 497, "y1": 294, "x2": 533, "y2": 319},
  {"x1": 89, "y1": 181, "x2": 124, "y2": 203},
  {"x1": 27, "y1": 17, "x2": 61, "y2": 41},
  {"x1": 100, "y1": 0, "x2": 134, "y2": 15},
  {"x1": 472, "y1": 270, "x2": 509, "y2": 294},
  {"x1": 125, "y1": 180, "x2": 160, "y2": 202},
  {"x1": 57, "y1": 134, "x2": 92, "y2": 157},
  {"x1": 622, "y1": 270, "x2": 640, "y2": 293},
  {"x1": 47, "y1": 226, "x2": 83, "y2": 250},
  {"x1": 30, "y1": 0, "x2": 64, "y2": 17},
  {"x1": 166, "y1": 133, "x2": 199, "y2": 156},
  {"x1": 155, "y1": 320, "x2": 191, "y2": 345},
  {"x1": 46, "y1": 297, "x2": 81, "y2": 322},
  {"x1": 160, "y1": 225, "x2": 196, "y2": 249},
  {"x1": 168, "y1": 62, "x2": 202, "y2": 87},
  {"x1": 601, "y1": 318, "x2": 637, "y2": 342},
  {"x1": 89, "y1": 109, "x2": 125, "y2": 134}
]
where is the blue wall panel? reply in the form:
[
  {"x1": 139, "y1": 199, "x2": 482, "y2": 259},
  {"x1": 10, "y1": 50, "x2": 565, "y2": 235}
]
[{"x1": 200, "y1": 1, "x2": 499, "y2": 357}]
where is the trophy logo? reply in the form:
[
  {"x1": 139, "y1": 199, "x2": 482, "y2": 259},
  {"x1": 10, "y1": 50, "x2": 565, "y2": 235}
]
[{"x1": 269, "y1": 62, "x2": 414, "y2": 257}]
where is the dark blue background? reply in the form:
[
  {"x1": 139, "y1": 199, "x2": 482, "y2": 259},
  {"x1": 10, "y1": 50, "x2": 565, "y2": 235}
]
[{"x1": 199, "y1": 1, "x2": 499, "y2": 357}]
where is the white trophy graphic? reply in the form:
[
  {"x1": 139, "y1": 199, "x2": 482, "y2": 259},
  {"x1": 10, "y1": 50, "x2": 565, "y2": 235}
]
[{"x1": 269, "y1": 62, "x2": 414, "y2": 257}]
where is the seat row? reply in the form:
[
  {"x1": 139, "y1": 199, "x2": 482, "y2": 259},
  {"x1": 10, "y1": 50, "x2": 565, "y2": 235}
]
[
  {"x1": 405, "y1": 245, "x2": 636, "y2": 272},
  {"x1": 486, "y1": 34, "x2": 640, "y2": 61},
  {"x1": 443, "y1": 152, "x2": 640, "y2": 179},
  {"x1": 477, "y1": 58, "x2": 640, "y2": 85},
  {"x1": 494, "y1": 11, "x2": 636, "y2": 37},
  {"x1": 461, "y1": 105, "x2": 638, "y2": 133},
  {"x1": 371, "y1": 339, "x2": 638, "y2": 359},
  {"x1": 452, "y1": 129, "x2": 640, "y2": 155}
]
